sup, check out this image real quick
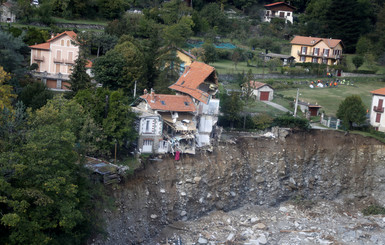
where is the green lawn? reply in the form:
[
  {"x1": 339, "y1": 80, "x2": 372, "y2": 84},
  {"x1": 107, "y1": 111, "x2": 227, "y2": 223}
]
[
  {"x1": 212, "y1": 59, "x2": 281, "y2": 75},
  {"x1": 276, "y1": 77, "x2": 385, "y2": 117},
  {"x1": 243, "y1": 99, "x2": 288, "y2": 117}
]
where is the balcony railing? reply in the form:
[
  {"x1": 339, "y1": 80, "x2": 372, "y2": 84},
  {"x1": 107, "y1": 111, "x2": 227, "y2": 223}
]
[
  {"x1": 64, "y1": 59, "x2": 75, "y2": 64},
  {"x1": 297, "y1": 51, "x2": 330, "y2": 58},
  {"x1": 53, "y1": 58, "x2": 64, "y2": 63},
  {"x1": 374, "y1": 106, "x2": 384, "y2": 113},
  {"x1": 33, "y1": 56, "x2": 44, "y2": 62}
]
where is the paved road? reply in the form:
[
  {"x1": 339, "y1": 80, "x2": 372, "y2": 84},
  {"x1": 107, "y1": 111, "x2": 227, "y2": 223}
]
[{"x1": 262, "y1": 101, "x2": 292, "y2": 113}]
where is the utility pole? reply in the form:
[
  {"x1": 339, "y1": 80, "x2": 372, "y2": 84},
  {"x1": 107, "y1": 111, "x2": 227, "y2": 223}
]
[
  {"x1": 294, "y1": 88, "x2": 299, "y2": 117},
  {"x1": 133, "y1": 80, "x2": 137, "y2": 98}
]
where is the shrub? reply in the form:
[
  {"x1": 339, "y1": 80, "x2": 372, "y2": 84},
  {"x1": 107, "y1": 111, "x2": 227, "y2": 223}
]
[
  {"x1": 362, "y1": 205, "x2": 385, "y2": 215},
  {"x1": 272, "y1": 115, "x2": 309, "y2": 130}
]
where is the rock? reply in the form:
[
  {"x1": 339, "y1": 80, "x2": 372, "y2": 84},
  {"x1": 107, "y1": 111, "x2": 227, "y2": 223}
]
[
  {"x1": 255, "y1": 223, "x2": 266, "y2": 229},
  {"x1": 186, "y1": 179, "x2": 195, "y2": 184},
  {"x1": 250, "y1": 217, "x2": 259, "y2": 223},
  {"x1": 226, "y1": 233, "x2": 235, "y2": 241},
  {"x1": 181, "y1": 211, "x2": 187, "y2": 216},
  {"x1": 150, "y1": 214, "x2": 157, "y2": 219},
  {"x1": 255, "y1": 176, "x2": 265, "y2": 183},
  {"x1": 230, "y1": 191, "x2": 236, "y2": 197},
  {"x1": 279, "y1": 207, "x2": 288, "y2": 212},
  {"x1": 194, "y1": 176, "x2": 202, "y2": 183},
  {"x1": 257, "y1": 234, "x2": 267, "y2": 244},
  {"x1": 160, "y1": 189, "x2": 166, "y2": 193},
  {"x1": 198, "y1": 237, "x2": 208, "y2": 244},
  {"x1": 181, "y1": 192, "x2": 187, "y2": 196}
]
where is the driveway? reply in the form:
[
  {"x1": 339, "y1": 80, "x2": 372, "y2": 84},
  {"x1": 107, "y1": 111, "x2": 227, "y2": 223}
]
[{"x1": 262, "y1": 101, "x2": 292, "y2": 114}]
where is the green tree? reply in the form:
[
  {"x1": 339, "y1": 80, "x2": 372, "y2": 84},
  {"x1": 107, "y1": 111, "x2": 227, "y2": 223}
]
[
  {"x1": 0, "y1": 97, "x2": 100, "y2": 244},
  {"x1": 202, "y1": 42, "x2": 218, "y2": 64},
  {"x1": 336, "y1": 95, "x2": 366, "y2": 130},
  {"x1": 0, "y1": 66, "x2": 16, "y2": 111},
  {"x1": 0, "y1": 31, "x2": 28, "y2": 74},
  {"x1": 352, "y1": 55, "x2": 364, "y2": 70},
  {"x1": 241, "y1": 69, "x2": 254, "y2": 102},
  {"x1": 162, "y1": 16, "x2": 194, "y2": 47},
  {"x1": 67, "y1": 56, "x2": 92, "y2": 95},
  {"x1": 19, "y1": 82, "x2": 53, "y2": 110},
  {"x1": 220, "y1": 92, "x2": 243, "y2": 128}
]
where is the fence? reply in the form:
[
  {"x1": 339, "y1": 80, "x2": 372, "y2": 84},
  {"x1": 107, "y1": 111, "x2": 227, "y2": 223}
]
[{"x1": 320, "y1": 114, "x2": 340, "y2": 129}]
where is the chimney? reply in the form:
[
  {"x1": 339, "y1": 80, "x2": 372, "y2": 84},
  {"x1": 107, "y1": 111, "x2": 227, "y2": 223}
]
[{"x1": 150, "y1": 88, "x2": 155, "y2": 103}]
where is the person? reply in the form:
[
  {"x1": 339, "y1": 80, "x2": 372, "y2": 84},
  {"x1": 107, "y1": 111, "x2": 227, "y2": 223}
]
[
  {"x1": 334, "y1": 81, "x2": 337, "y2": 87},
  {"x1": 330, "y1": 82, "x2": 333, "y2": 87},
  {"x1": 309, "y1": 84, "x2": 314, "y2": 88}
]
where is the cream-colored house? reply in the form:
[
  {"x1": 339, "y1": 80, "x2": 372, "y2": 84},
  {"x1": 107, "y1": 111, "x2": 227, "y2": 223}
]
[
  {"x1": 29, "y1": 31, "x2": 84, "y2": 91},
  {"x1": 370, "y1": 88, "x2": 385, "y2": 132},
  {"x1": 290, "y1": 36, "x2": 343, "y2": 65}
]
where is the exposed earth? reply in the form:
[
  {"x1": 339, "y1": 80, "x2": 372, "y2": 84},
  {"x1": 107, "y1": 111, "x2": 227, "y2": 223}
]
[{"x1": 92, "y1": 128, "x2": 385, "y2": 245}]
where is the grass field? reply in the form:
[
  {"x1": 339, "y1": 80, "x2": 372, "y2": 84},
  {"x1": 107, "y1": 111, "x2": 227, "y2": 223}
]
[
  {"x1": 211, "y1": 59, "x2": 281, "y2": 75},
  {"x1": 276, "y1": 77, "x2": 385, "y2": 117}
]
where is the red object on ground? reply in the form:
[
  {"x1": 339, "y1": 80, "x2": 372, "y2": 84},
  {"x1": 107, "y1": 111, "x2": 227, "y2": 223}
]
[{"x1": 175, "y1": 151, "x2": 180, "y2": 160}]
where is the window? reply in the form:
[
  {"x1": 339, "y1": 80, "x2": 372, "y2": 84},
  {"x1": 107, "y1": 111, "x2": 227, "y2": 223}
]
[
  {"x1": 313, "y1": 48, "x2": 320, "y2": 56},
  {"x1": 61, "y1": 40, "x2": 64, "y2": 46},
  {"x1": 376, "y1": 113, "x2": 381, "y2": 123},
  {"x1": 279, "y1": 12, "x2": 284, "y2": 17},
  {"x1": 312, "y1": 57, "x2": 318, "y2": 63},
  {"x1": 67, "y1": 40, "x2": 70, "y2": 47},
  {"x1": 57, "y1": 79, "x2": 62, "y2": 89},
  {"x1": 287, "y1": 12, "x2": 291, "y2": 16},
  {"x1": 144, "y1": 119, "x2": 154, "y2": 134},
  {"x1": 301, "y1": 47, "x2": 307, "y2": 55},
  {"x1": 56, "y1": 64, "x2": 60, "y2": 73},
  {"x1": 266, "y1": 10, "x2": 270, "y2": 16},
  {"x1": 146, "y1": 120, "x2": 150, "y2": 132},
  {"x1": 323, "y1": 49, "x2": 329, "y2": 57},
  {"x1": 68, "y1": 52, "x2": 73, "y2": 62},
  {"x1": 378, "y1": 99, "x2": 383, "y2": 108},
  {"x1": 184, "y1": 102, "x2": 189, "y2": 106},
  {"x1": 56, "y1": 50, "x2": 61, "y2": 61},
  {"x1": 322, "y1": 58, "x2": 327, "y2": 64},
  {"x1": 300, "y1": 56, "x2": 306, "y2": 62},
  {"x1": 161, "y1": 101, "x2": 166, "y2": 105}
]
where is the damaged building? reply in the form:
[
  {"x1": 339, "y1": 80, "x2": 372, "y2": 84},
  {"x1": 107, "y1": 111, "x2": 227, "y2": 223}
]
[{"x1": 132, "y1": 61, "x2": 219, "y2": 155}]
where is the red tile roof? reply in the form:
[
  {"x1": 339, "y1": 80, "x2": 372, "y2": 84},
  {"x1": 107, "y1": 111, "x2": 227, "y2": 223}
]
[
  {"x1": 244, "y1": 81, "x2": 272, "y2": 90},
  {"x1": 29, "y1": 42, "x2": 50, "y2": 50},
  {"x1": 290, "y1": 36, "x2": 343, "y2": 48},
  {"x1": 169, "y1": 61, "x2": 217, "y2": 104},
  {"x1": 264, "y1": 1, "x2": 295, "y2": 9},
  {"x1": 29, "y1": 31, "x2": 78, "y2": 50},
  {"x1": 86, "y1": 60, "x2": 92, "y2": 68},
  {"x1": 140, "y1": 93, "x2": 196, "y2": 112},
  {"x1": 371, "y1": 88, "x2": 385, "y2": 96}
]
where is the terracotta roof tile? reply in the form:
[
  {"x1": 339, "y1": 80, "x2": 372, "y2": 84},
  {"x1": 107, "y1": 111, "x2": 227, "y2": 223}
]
[
  {"x1": 169, "y1": 61, "x2": 217, "y2": 104},
  {"x1": 290, "y1": 35, "x2": 342, "y2": 48},
  {"x1": 140, "y1": 93, "x2": 196, "y2": 112},
  {"x1": 245, "y1": 81, "x2": 273, "y2": 89},
  {"x1": 264, "y1": 1, "x2": 295, "y2": 9},
  {"x1": 29, "y1": 42, "x2": 50, "y2": 50},
  {"x1": 86, "y1": 60, "x2": 92, "y2": 68},
  {"x1": 371, "y1": 88, "x2": 385, "y2": 96},
  {"x1": 29, "y1": 31, "x2": 78, "y2": 50}
]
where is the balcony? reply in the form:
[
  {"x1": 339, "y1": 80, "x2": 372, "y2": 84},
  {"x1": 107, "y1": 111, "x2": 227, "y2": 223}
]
[
  {"x1": 53, "y1": 58, "x2": 64, "y2": 63},
  {"x1": 64, "y1": 59, "x2": 75, "y2": 64},
  {"x1": 297, "y1": 51, "x2": 330, "y2": 58},
  {"x1": 374, "y1": 106, "x2": 384, "y2": 113},
  {"x1": 33, "y1": 56, "x2": 44, "y2": 62}
]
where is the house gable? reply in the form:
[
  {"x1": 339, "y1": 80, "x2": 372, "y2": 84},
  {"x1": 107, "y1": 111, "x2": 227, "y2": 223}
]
[
  {"x1": 264, "y1": 2, "x2": 296, "y2": 11},
  {"x1": 169, "y1": 61, "x2": 218, "y2": 104}
]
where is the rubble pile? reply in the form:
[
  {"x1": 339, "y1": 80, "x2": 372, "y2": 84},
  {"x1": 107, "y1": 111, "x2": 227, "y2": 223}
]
[{"x1": 155, "y1": 200, "x2": 385, "y2": 244}]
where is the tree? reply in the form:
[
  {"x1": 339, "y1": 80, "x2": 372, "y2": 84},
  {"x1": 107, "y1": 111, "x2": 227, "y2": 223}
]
[
  {"x1": 352, "y1": 55, "x2": 364, "y2": 71},
  {"x1": 336, "y1": 95, "x2": 366, "y2": 130},
  {"x1": 0, "y1": 66, "x2": 16, "y2": 111},
  {"x1": 202, "y1": 42, "x2": 218, "y2": 64},
  {"x1": 241, "y1": 69, "x2": 254, "y2": 102},
  {"x1": 0, "y1": 31, "x2": 29, "y2": 74},
  {"x1": 162, "y1": 16, "x2": 194, "y2": 47},
  {"x1": 18, "y1": 82, "x2": 53, "y2": 110},
  {"x1": 0, "y1": 96, "x2": 101, "y2": 244},
  {"x1": 220, "y1": 92, "x2": 243, "y2": 128},
  {"x1": 67, "y1": 56, "x2": 92, "y2": 95}
]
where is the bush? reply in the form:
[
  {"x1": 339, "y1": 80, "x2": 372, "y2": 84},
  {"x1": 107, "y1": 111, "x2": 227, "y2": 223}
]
[
  {"x1": 362, "y1": 205, "x2": 385, "y2": 215},
  {"x1": 217, "y1": 49, "x2": 232, "y2": 59},
  {"x1": 272, "y1": 115, "x2": 309, "y2": 130},
  {"x1": 348, "y1": 70, "x2": 376, "y2": 74}
]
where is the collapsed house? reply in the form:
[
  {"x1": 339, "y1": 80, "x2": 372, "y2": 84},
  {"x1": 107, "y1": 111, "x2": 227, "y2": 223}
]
[{"x1": 132, "y1": 61, "x2": 219, "y2": 155}]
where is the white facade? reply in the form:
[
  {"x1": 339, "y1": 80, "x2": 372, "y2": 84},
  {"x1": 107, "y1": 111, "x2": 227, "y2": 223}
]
[
  {"x1": 264, "y1": 10, "x2": 293, "y2": 24},
  {"x1": 370, "y1": 94, "x2": 385, "y2": 132},
  {"x1": 252, "y1": 85, "x2": 274, "y2": 101},
  {"x1": 138, "y1": 116, "x2": 164, "y2": 153},
  {"x1": 197, "y1": 99, "x2": 220, "y2": 147}
]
